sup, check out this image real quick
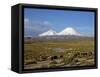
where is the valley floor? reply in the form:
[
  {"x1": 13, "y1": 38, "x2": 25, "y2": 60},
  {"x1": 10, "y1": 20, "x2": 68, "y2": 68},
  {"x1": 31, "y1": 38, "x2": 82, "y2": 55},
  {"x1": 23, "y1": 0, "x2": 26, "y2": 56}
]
[{"x1": 24, "y1": 38, "x2": 95, "y2": 69}]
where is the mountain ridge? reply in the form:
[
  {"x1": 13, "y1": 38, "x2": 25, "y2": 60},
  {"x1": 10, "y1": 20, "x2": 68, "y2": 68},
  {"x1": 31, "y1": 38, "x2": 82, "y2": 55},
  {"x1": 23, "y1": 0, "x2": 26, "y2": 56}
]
[{"x1": 39, "y1": 27, "x2": 82, "y2": 36}]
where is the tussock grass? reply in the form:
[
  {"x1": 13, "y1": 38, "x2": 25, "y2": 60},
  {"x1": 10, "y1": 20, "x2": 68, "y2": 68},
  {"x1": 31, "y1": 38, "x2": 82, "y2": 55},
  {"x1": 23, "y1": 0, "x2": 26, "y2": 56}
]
[{"x1": 24, "y1": 38, "x2": 95, "y2": 69}]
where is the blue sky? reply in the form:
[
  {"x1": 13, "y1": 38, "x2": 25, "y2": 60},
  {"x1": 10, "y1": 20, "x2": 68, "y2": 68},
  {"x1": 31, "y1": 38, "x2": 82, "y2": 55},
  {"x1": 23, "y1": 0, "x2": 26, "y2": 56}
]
[{"x1": 24, "y1": 8, "x2": 94, "y2": 36}]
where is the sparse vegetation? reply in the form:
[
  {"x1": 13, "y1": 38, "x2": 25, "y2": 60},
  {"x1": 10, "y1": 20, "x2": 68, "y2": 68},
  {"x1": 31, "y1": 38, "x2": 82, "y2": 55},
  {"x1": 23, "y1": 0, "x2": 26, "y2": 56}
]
[{"x1": 24, "y1": 38, "x2": 95, "y2": 69}]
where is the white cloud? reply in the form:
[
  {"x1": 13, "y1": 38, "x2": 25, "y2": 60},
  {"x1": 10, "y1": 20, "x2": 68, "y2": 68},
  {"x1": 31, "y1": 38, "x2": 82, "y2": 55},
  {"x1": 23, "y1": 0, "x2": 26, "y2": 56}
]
[
  {"x1": 24, "y1": 18, "x2": 52, "y2": 36},
  {"x1": 24, "y1": 18, "x2": 29, "y2": 23},
  {"x1": 44, "y1": 21, "x2": 49, "y2": 25}
]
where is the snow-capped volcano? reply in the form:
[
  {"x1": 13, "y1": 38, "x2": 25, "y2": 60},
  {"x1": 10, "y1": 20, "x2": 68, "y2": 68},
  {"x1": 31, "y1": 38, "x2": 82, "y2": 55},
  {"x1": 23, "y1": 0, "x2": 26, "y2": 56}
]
[
  {"x1": 39, "y1": 27, "x2": 82, "y2": 36},
  {"x1": 57, "y1": 27, "x2": 82, "y2": 36},
  {"x1": 39, "y1": 29, "x2": 57, "y2": 36}
]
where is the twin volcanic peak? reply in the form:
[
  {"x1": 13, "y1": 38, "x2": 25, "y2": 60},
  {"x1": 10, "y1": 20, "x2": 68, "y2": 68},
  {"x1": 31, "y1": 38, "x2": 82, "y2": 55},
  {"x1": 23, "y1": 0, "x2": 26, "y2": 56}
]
[{"x1": 39, "y1": 27, "x2": 82, "y2": 36}]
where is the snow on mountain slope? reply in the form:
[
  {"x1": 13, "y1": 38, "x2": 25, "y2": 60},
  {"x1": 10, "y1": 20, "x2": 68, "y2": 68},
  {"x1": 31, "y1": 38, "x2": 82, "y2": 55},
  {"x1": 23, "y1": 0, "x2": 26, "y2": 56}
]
[
  {"x1": 39, "y1": 27, "x2": 83, "y2": 36},
  {"x1": 57, "y1": 27, "x2": 82, "y2": 36},
  {"x1": 39, "y1": 29, "x2": 57, "y2": 36}
]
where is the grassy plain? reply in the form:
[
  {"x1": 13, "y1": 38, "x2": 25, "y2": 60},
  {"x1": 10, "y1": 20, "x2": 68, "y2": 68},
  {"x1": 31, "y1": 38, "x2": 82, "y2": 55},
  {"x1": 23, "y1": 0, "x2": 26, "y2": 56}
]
[{"x1": 24, "y1": 38, "x2": 95, "y2": 69}]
